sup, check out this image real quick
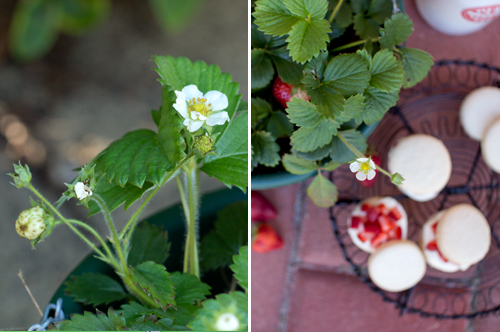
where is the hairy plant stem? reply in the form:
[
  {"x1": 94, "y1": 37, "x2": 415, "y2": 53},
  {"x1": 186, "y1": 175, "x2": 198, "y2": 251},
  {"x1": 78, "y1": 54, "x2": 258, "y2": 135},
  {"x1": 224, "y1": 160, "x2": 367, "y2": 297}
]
[
  {"x1": 27, "y1": 184, "x2": 110, "y2": 263},
  {"x1": 177, "y1": 156, "x2": 200, "y2": 279},
  {"x1": 336, "y1": 132, "x2": 393, "y2": 178},
  {"x1": 332, "y1": 38, "x2": 378, "y2": 52},
  {"x1": 328, "y1": 0, "x2": 344, "y2": 23}
]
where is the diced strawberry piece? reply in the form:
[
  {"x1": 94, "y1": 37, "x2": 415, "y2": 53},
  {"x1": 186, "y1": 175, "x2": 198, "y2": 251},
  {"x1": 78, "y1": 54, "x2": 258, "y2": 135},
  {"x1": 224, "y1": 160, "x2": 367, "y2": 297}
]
[
  {"x1": 358, "y1": 231, "x2": 374, "y2": 243},
  {"x1": 371, "y1": 233, "x2": 389, "y2": 248},
  {"x1": 378, "y1": 203, "x2": 389, "y2": 215},
  {"x1": 350, "y1": 216, "x2": 363, "y2": 229},
  {"x1": 367, "y1": 207, "x2": 380, "y2": 223},
  {"x1": 426, "y1": 240, "x2": 438, "y2": 251},
  {"x1": 361, "y1": 204, "x2": 370, "y2": 212},
  {"x1": 388, "y1": 207, "x2": 402, "y2": 221},
  {"x1": 378, "y1": 215, "x2": 395, "y2": 233},
  {"x1": 364, "y1": 221, "x2": 381, "y2": 234},
  {"x1": 393, "y1": 226, "x2": 402, "y2": 239},
  {"x1": 251, "y1": 191, "x2": 277, "y2": 222},
  {"x1": 252, "y1": 223, "x2": 283, "y2": 253},
  {"x1": 431, "y1": 222, "x2": 438, "y2": 234}
]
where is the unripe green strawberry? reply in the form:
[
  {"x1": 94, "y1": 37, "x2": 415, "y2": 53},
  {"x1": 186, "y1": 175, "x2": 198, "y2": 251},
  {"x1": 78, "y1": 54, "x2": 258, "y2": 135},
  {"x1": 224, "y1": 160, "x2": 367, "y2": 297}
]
[
  {"x1": 193, "y1": 135, "x2": 213, "y2": 156},
  {"x1": 15, "y1": 206, "x2": 49, "y2": 240}
]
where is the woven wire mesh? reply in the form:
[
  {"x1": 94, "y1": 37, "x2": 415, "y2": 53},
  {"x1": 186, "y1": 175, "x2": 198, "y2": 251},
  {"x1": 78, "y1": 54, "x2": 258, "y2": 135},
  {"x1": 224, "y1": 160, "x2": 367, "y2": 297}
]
[{"x1": 329, "y1": 60, "x2": 500, "y2": 319}]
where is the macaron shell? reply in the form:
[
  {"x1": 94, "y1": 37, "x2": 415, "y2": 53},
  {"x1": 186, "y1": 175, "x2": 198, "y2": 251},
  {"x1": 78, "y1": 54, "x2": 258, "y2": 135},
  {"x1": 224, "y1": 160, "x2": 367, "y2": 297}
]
[
  {"x1": 460, "y1": 86, "x2": 500, "y2": 141},
  {"x1": 368, "y1": 240, "x2": 426, "y2": 292},
  {"x1": 388, "y1": 134, "x2": 452, "y2": 197},
  {"x1": 436, "y1": 204, "x2": 490, "y2": 266},
  {"x1": 481, "y1": 117, "x2": 500, "y2": 173}
]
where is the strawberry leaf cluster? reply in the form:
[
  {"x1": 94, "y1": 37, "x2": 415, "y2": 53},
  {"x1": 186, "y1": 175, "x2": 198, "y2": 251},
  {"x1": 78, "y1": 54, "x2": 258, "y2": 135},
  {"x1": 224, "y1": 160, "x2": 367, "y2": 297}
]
[{"x1": 251, "y1": 0, "x2": 433, "y2": 208}]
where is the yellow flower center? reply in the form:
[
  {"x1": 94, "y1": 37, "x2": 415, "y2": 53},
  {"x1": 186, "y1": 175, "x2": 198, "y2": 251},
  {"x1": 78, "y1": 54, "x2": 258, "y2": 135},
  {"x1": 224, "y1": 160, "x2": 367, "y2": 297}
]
[
  {"x1": 188, "y1": 97, "x2": 212, "y2": 117},
  {"x1": 359, "y1": 161, "x2": 371, "y2": 173}
]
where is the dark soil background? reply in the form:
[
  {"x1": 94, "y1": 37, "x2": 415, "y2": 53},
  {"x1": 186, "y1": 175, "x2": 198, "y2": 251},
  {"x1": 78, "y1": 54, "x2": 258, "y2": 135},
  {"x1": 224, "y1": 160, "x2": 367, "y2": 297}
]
[{"x1": 0, "y1": 0, "x2": 247, "y2": 329}]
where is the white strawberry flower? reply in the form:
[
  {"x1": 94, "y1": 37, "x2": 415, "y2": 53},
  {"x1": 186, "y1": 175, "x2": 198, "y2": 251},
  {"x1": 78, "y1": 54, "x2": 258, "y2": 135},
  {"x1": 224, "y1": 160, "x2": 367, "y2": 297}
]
[
  {"x1": 75, "y1": 182, "x2": 92, "y2": 200},
  {"x1": 215, "y1": 312, "x2": 240, "y2": 331},
  {"x1": 173, "y1": 84, "x2": 229, "y2": 132},
  {"x1": 350, "y1": 157, "x2": 376, "y2": 181}
]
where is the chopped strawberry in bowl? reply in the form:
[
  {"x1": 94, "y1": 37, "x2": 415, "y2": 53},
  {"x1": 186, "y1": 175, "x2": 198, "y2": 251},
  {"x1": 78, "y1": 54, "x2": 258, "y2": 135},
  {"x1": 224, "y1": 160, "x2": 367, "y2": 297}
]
[{"x1": 347, "y1": 197, "x2": 408, "y2": 253}]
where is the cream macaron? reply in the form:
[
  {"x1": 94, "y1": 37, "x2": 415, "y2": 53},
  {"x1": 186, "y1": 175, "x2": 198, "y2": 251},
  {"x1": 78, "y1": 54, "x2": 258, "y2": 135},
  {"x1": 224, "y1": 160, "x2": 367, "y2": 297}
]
[
  {"x1": 460, "y1": 86, "x2": 500, "y2": 141},
  {"x1": 481, "y1": 117, "x2": 500, "y2": 173}
]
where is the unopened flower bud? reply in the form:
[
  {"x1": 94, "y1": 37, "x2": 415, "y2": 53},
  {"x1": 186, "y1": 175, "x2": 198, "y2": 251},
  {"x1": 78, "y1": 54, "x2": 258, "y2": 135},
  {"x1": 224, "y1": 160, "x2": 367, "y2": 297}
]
[
  {"x1": 9, "y1": 163, "x2": 32, "y2": 188},
  {"x1": 215, "y1": 312, "x2": 240, "y2": 331},
  {"x1": 391, "y1": 172, "x2": 405, "y2": 185},
  {"x1": 193, "y1": 135, "x2": 213, "y2": 156},
  {"x1": 15, "y1": 206, "x2": 48, "y2": 240}
]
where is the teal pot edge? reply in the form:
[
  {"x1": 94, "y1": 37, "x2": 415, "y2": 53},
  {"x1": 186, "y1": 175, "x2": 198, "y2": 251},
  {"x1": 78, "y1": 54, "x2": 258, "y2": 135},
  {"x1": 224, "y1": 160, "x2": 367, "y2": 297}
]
[
  {"x1": 251, "y1": 121, "x2": 380, "y2": 190},
  {"x1": 47, "y1": 187, "x2": 247, "y2": 320}
]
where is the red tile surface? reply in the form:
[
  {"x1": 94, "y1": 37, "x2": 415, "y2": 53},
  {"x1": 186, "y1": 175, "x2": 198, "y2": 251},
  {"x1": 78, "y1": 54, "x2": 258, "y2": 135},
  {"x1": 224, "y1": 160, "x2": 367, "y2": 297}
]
[
  {"x1": 288, "y1": 270, "x2": 468, "y2": 332},
  {"x1": 251, "y1": 185, "x2": 300, "y2": 332},
  {"x1": 469, "y1": 314, "x2": 500, "y2": 331},
  {"x1": 405, "y1": 0, "x2": 500, "y2": 67},
  {"x1": 299, "y1": 187, "x2": 348, "y2": 269}
]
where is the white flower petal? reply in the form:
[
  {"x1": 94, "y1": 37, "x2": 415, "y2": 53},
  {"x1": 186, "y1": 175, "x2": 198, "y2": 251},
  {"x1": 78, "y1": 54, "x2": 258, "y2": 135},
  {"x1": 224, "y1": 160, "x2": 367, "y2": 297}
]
[
  {"x1": 190, "y1": 111, "x2": 207, "y2": 121},
  {"x1": 182, "y1": 84, "x2": 203, "y2": 101},
  {"x1": 356, "y1": 171, "x2": 367, "y2": 181},
  {"x1": 349, "y1": 162, "x2": 360, "y2": 172},
  {"x1": 184, "y1": 118, "x2": 204, "y2": 132},
  {"x1": 173, "y1": 94, "x2": 189, "y2": 118},
  {"x1": 206, "y1": 111, "x2": 229, "y2": 126},
  {"x1": 367, "y1": 169, "x2": 376, "y2": 180},
  {"x1": 369, "y1": 159, "x2": 376, "y2": 169},
  {"x1": 204, "y1": 90, "x2": 228, "y2": 111},
  {"x1": 357, "y1": 157, "x2": 368, "y2": 163}
]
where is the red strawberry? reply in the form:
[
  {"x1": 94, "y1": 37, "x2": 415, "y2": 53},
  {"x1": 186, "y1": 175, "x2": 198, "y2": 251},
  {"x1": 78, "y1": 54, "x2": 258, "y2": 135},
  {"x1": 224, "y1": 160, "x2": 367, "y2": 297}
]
[
  {"x1": 251, "y1": 191, "x2": 277, "y2": 222},
  {"x1": 252, "y1": 223, "x2": 283, "y2": 253},
  {"x1": 272, "y1": 77, "x2": 293, "y2": 108},
  {"x1": 360, "y1": 154, "x2": 381, "y2": 188}
]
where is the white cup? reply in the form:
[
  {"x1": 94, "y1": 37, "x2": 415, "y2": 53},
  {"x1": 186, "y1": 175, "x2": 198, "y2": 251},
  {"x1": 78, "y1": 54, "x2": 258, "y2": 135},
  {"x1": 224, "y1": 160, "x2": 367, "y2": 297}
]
[{"x1": 415, "y1": 0, "x2": 500, "y2": 35}]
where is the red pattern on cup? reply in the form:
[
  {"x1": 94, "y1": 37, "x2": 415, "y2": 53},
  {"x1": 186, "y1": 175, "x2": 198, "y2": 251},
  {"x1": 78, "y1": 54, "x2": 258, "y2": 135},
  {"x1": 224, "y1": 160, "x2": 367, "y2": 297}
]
[{"x1": 462, "y1": 5, "x2": 500, "y2": 23}]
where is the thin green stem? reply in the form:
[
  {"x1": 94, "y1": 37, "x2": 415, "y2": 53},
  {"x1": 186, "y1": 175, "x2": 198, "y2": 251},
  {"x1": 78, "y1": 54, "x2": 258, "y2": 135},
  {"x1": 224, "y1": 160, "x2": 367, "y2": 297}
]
[
  {"x1": 27, "y1": 184, "x2": 106, "y2": 259},
  {"x1": 328, "y1": 0, "x2": 344, "y2": 23},
  {"x1": 176, "y1": 176, "x2": 190, "y2": 274},
  {"x1": 122, "y1": 274, "x2": 162, "y2": 308},
  {"x1": 332, "y1": 38, "x2": 378, "y2": 52}
]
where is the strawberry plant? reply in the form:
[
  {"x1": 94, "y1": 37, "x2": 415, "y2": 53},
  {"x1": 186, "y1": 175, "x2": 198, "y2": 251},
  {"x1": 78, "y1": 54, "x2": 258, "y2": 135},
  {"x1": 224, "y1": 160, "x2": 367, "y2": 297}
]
[
  {"x1": 251, "y1": 0, "x2": 433, "y2": 207},
  {"x1": 9, "y1": 56, "x2": 248, "y2": 331}
]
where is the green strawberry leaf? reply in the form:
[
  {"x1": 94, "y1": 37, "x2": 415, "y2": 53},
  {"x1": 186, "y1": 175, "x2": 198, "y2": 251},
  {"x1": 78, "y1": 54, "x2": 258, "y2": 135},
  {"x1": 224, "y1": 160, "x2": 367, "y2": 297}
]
[
  {"x1": 307, "y1": 83, "x2": 345, "y2": 119},
  {"x1": 358, "y1": 86, "x2": 398, "y2": 125},
  {"x1": 322, "y1": 160, "x2": 341, "y2": 171},
  {"x1": 119, "y1": 302, "x2": 196, "y2": 327},
  {"x1": 324, "y1": 53, "x2": 371, "y2": 97},
  {"x1": 253, "y1": 0, "x2": 301, "y2": 36},
  {"x1": 353, "y1": 13, "x2": 380, "y2": 39},
  {"x1": 148, "y1": 0, "x2": 201, "y2": 32},
  {"x1": 56, "y1": 308, "x2": 126, "y2": 331},
  {"x1": 128, "y1": 222, "x2": 170, "y2": 267},
  {"x1": 290, "y1": 117, "x2": 339, "y2": 152},
  {"x1": 251, "y1": 49, "x2": 275, "y2": 90},
  {"x1": 282, "y1": 153, "x2": 318, "y2": 174},
  {"x1": 369, "y1": 49, "x2": 404, "y2": 93},
  {"x1": 92, "y1": 129, "x2": 173, "y2": 187},
  {"x1": 301, "y1": 50, "x2": 328, "y2": 88},
  {"x1": 201, "y1": 112, "x2": 248, "y2": 192},
  {"x1": 8, "y1": 0, "x2": 59, "y2": 62},
  {"x1": 338, "y1": 94, "x2": 366, "y2": 122},
  {"x1": 251, "y1": 22, "x2": 270, "y2": 48},
  {"x1": 307, "y1": 173, "x2": 338, "y2": 208},
  {"x1": 57, "y1": 0, "x2": 109, "y2": 34},
  {"x1": 130, "y1": 261, "x2": 176, "y2": 310},
  {"x1": 286, "y1": 18, "x2": 331, "y2": 64},
  {"x1": 87, "y1": 178, "x2": 154, "y2": 216},
  {"x1": 292, "y1": 141, "x2": 332, "y2": 161},
  {"x1": 329, "y1": 129, "x2": 367, "y2": 163},
  {"x1": 330, "y1": 0, "x2": 353, "y2": 28},
  {"x1": 64, "y1": 273, "x2": 127, "y2": 306},
  {"x1": 267, "y1": 47, "x2": 304, "y2": 85},
  {"x1": 170, "y1": 272, "x2": 211, "y2": 304},
  {"x1": 283, "y1": 0, "x2": 328, "y2": 19},
  {"x1": 267, "y1": 111, "x2": 294, "y2": 138},
  {"x1": 187, "y1": 292, "x2": 248, "y2": 331},
  {"x1": 379, "y1": 13, "x2": 413, "y2": 49},
  {"x1": 200, "y1": 201, "x2": 248, "y2": 271},
  {"x1": 399, "y1": 47, "x2": 433, "y2": 88},
  {"x1": 251, "y1": 97, "x2": 272, "y2": 127},
  {"x1": 367, "y1": 0, "x2": 392, "y2": 24},
  {"x1": 286, "y1": 98, "x2": 321, "y2": 127},
  {"x1": 251, "y1": 131, "x2": 280, "y2": 168},
  {"x1": 230, "y1": 246, "x2": 248, "y2": 292},
  {"x1": 131, "y1": 317, "x2": 188, "y2": 331}
]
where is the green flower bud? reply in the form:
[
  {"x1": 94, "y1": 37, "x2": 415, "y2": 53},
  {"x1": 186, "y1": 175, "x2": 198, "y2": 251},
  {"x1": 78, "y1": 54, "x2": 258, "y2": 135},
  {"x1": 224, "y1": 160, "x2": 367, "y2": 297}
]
[
  {"x1": 391, "y1": 172, "x2": 405, "y2": 186},
  {"x1": 193, "y1": 135, "x2": 213, "y2": 156},
  {"x1": 8, "y1": 163, "x2": 32, "y2": 188},
  {"x1": 15, "y1": 206, "x2": 51, "y2": 240}
]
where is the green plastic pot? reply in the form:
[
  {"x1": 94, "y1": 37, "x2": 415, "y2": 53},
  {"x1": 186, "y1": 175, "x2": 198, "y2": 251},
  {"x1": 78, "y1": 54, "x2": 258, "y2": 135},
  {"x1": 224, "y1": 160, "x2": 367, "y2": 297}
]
[
  {"x1": 48, "y1": 187, "x2": 247, "y2": 319},
  {"x1": 251, "y1": 121, "x2": 380, "y2": 190}
]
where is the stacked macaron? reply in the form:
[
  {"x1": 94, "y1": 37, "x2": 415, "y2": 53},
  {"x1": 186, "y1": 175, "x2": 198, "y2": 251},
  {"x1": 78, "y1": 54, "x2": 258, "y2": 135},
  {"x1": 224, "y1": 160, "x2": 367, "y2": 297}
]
[{"x1": 460, "y1": 86, "x2": 500, "y2": 173}]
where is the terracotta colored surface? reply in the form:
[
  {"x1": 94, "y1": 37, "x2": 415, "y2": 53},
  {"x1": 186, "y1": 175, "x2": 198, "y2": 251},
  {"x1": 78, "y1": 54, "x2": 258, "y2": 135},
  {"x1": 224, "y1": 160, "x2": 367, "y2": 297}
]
[
  {"x1": 288, "y1": 270, "x2": 469, "y2": 332},
  {"x1": 251, "y1": 185, "x2": 301, "y2": 332}
]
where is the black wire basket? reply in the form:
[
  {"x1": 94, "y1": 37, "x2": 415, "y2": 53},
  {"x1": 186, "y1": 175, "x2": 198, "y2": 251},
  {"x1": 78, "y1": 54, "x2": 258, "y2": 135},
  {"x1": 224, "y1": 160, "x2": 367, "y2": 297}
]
[{"x1": 329, "y1": 60, "x2": 500, "y2": 319}]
